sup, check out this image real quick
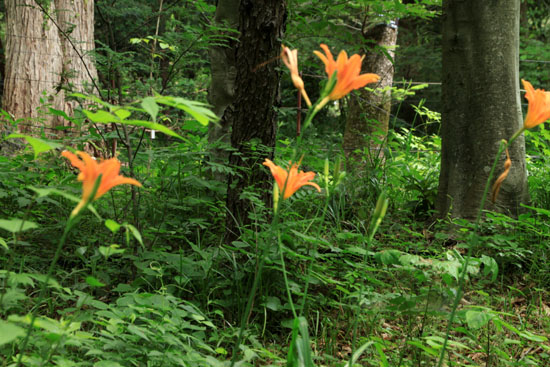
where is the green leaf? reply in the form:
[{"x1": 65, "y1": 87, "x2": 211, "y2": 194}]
[
  {"x1": 98, "y1": 245, "x2": 125, "y2": 259},
  {"x1": 105, "y1": 219, "x2": 121, "y2": 233},
  {"x1": 0, "y1": 219, "x2": 38, "y2": 233},
  {"x1": 123, "y1": 120, "x2": 184, "y2": 140},
  {"x1": 465, "y1": 309, "x2": 493, "y2": 329},
  {"x1": 85, "y1": 276, "x2": 106, "y2": 287},
  {"x1": 6, "y1": 134, "x2": 62, "y2": 158},
  {"x1": 0, "y1": 320, "x2": 26, "y2": 346},
  {"x1": 519, "y1": 330, "x2": 547, "y2": 342},
  {"x1": 264, "y1": 296, "x2": 281, "y2": 311},
  {"x1": 125, "y1": 224, "x2": 143, "y2": 247},
  {"x1": 70, "y1": 93, "x2": 114, "y2": 109},
  {"x1": 142, "y1": 97, "x2": 159, "y2": 121},
  {"x1": 0, "y1": 237, "x2": 7, "y2": 250},
  {"x1": 155, "y1": 96, "x2": 217, "y2": 126},
  {"x1": 83, "y1": 110, "x2": 119, "y2": 123},
  {"x1": 94, "y1": 361, "x2": 123, "y2": 367},
  {"x1": 28, "y1": 187, "x2": 101, "y2": 220},
  {"x1": 344, "y1": 341, "x2": 375, "y2": 367},
  {"x1": 113, "y1": 108, "x2": 131, "y2": 120}
]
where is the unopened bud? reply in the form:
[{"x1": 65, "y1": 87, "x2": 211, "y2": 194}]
[
  {"x1": 324, "y1": 158, "x2": 330, "y2": 189},
  {"x1": 273, "y1": 183, "x2": 280, "y2": 214}
]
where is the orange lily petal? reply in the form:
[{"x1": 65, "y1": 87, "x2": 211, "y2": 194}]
[
  {"x1": 522, "y1": 79, "x2": 550, "y2": 129},
  {"x1": 62, "y1": 150, "x2": 142, "y2": 216},
  {"x1": 263, "y1": 159, "x2": 321, "y2": 200},
  {"x1": 314, "y1": 44, "x2": 380, "y2": 101}
]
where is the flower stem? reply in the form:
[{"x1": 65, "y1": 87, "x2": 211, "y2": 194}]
[
  {"x1": 229, "y1": 213, "x2": 279, "y2": 367},
  {"x1": 16, "y1": 217, "x2": 76, "y2": 366},
  {"x1": 436, "y1": 139, "x2": 509, "y2": 367},
  {"x1": 278, "y1": 229, "x2": 297, "y2": 319}
]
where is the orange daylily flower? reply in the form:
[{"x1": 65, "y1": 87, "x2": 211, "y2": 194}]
[
  {"x1": 522, "y1": 79, "x2": 550, "y2": 129},
  {"x1": 314, "y1": 44, "x2": 380, "y2": 105},
  {"x1": 281, "y1": 46, "x2": 312, "y2": 107},
  {"x1": 263, "y1": 158, "x2": 321, "y2": 199},
  {"x1": 62, "y1": 151, "x2": 142, "y2": 216}
]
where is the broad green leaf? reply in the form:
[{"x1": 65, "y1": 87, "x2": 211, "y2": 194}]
[
  {"x1": 123, "y1": 120, "x2": 184, "y2": 140},
  {"x1": 0, "y1": 320, "x2": 25, "y2": 346},
  {"x1": 264, "y1": 296, "x2": 281, "y2": 311},
  {"x1": 155, "y1": 96, "x2": 217, "y2": 126},
  {"x1": 113, "y1": 108, "x2": 131, "y2": 120},
  {"x1": 375, "y1": 249, "x2": 402, "y2": 266},
  {"x1": 98, "y1": 245, "x2": 125, "y2": 259},
  {"x1": 85, "y1": 276, "x2": 106, "y2": 287},
  {"x1": 0, "y1": 219, "x2": 38, "y2": 233},
  {"x1": 6, "y1": 134, "x2": 62, "y2": 158},
  {"x1": 83, "y1": 110, "x2": 119, "y2": 123},
  {"x1": 142, "y1": 97, "x2": 159, "y2": 121},
  {"x1": 105, "y1": 219, "x2": 121, "y2": 233},
  {"x1": 465, "y1": 309, "x2": 493, "y2": 329}
]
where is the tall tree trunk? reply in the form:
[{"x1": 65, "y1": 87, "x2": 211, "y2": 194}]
[
  {"x1": 2, "y1": 0, "x2": 65, "y2": 133},
  {"x1": 207, "y1": 0, "x2": 240, "y2": 182},
  {"x1": 54, "y1": 0, "x2": 98, "y2": 118},
  {"x1": 343, "y1": 19, "x2": 398, "y2": 168},
  {"x1": 437, "y1": 0, "x2": 528, "y2": 219},
  {"x1": 2, "y1": 0, "x2": 97, "y2": 135},
  {"x1": 223, "y1": 0, "x2": 286, "y2": 242}
]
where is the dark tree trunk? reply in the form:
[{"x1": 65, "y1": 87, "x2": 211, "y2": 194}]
[
  {"x1": 207, "y1": 0, "x2": 240, "y2": 182},
  {"x1": 343, "y1": 18, "x2": 398, "y2": 168},
  {"x1": 437, "y1": 0, "x2": 528, "y2": 219},
  {"x1": 223, "y1": 0, "x2": 286, "y2": 242}
]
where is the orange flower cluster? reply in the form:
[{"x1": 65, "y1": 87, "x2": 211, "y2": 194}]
[
  {"x1": 62, "y1": 151, "x2": 142, "y2": 216},
  {"x1": 263, "y1": 159, "x2": 320, "y2": 200},
  {"x1": 280, "y1": 44, "x2": 380, "y2": 111}
]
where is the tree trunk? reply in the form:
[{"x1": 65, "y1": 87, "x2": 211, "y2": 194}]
[
  {"x1": 207, "y1": 0, "x2": 240, "y2": 182},
  {"x1": 343, "y1": 19, "x2": 398, "y2": 168},
  {"x1": 54, "y1": 0, "x2": 98, "y2": 118},
  {"x1": 2, "y1": 0, "x2": 65, "y2": 133},
  {"x1": 437, "y1": 0, "x2": 528, "y2": 219},
  {"x1": 2, "y1": 0, "x2": 97, "y2": 135},
  {"x1": 223, "y1": 0, "x2": 286, "y2": 242}
]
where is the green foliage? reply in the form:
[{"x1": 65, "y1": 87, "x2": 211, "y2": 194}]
[{"x1": 4, "y1": 1, "x2": 550, "y2": 366}]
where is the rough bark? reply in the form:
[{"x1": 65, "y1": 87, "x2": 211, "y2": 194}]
[
  {"x1": 437, "y1": 0, "x2": 528, "y2": 219},
  {"x1": 343, "y1": 20, "x2": 398, "y2": 168},
  {"x1": 207, "y1": 0, "x2": 240, "y2": 181},
  {"x1": 2, "y1": 0, "x2": 65, "y2": 133},
  {"x1": 223, "y1": 0, "x2": 286, "y2": 242},
  {"x1": 54, "y1": 0, "x2": 98, "y2": 117},
  {"x1": 2, "y1": 0, "x2": 97, "y2": 135}
]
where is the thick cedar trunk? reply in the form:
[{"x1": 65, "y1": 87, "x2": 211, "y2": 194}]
[
  {"x1": 224, "y1": 0, "x2": 286, "y2": 242},
  {"x1": 437, "y1": 0, "x2": 528, "y2": 219},
  {"x1": 3, "y1": 0, "x2": 65, "y2": 133},
  {"x1": 2, "y1": 0, "x2": 97, "y2": 135},
  {"x1": 343, "y1": 20, "x2": 398, "y2": 167}
]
